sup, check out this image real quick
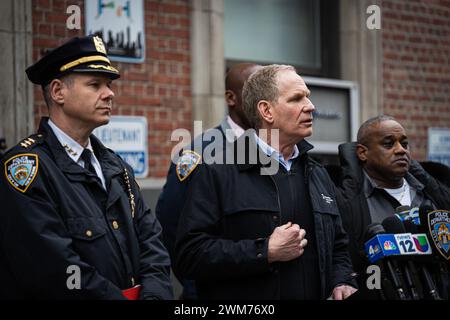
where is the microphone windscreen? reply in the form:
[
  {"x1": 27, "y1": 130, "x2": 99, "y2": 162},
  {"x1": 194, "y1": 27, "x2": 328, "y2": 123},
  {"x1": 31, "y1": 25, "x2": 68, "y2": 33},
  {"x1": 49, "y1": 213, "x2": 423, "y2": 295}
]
[
  {"x1": 382, "y1": 216, "x2": 406, "y2": 234},
  {"x1": 418, "y1": 204, "x2": 434, "y2": 231},
  {"x1": 403, "y1": 220, "x2": 419, "y2": 233},
  {"x1": 395, "y1": 205, "x2": 411, "y2": 213},
  {"x1": 364, "y1": 223, "x2": 385, "y2": 242}
]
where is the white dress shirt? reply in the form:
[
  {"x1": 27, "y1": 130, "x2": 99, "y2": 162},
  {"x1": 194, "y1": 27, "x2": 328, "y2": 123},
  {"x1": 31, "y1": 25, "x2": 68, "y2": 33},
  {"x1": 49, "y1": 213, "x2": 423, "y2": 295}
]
[
  {"x1": 226, "y1": 115, "x2": 245, "y2": 139},
  {"x1": 48, "y1": 119, "x2": 106, "y2": 190}
]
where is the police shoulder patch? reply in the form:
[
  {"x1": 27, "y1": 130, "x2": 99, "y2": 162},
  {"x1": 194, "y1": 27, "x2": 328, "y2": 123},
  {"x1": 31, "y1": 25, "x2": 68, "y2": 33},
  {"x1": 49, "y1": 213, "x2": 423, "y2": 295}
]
[
  {"x1": 428, "y1": 210, "x2": 450, "y2": 260},
  {"x1": 176, "y1": 150, "x2": 201, "y2": 182},
  {"x1": 4, "y1": 153, "x2": 39, "y2": 193}
]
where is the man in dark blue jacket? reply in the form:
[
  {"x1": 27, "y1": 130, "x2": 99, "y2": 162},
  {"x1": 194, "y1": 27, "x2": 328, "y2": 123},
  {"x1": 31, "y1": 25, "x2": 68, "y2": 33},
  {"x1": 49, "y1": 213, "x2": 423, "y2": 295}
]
[
  {"x1": 336, "y1": 115, "x2": 450, "y2": 299},
  {"x1": 174, "y1": 64, "x2": 357, "y2": 300},
  {"x1": 0, "y1": 36, "x2": 172, "y2": 299},
  {"x1": 156, "y1": 63, "x2": 262, "y2": 299}
]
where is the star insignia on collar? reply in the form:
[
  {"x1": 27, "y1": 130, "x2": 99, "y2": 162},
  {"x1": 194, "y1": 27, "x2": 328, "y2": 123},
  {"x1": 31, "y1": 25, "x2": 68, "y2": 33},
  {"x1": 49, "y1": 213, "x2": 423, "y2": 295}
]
[{"x1": 63, "y1": 144, "x2": 78, "y2": 156}]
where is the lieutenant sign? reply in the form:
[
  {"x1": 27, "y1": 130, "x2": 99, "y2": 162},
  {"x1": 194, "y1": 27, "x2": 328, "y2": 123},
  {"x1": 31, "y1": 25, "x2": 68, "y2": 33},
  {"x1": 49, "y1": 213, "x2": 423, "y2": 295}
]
[{"x1": 94, "y1": 116, "x2": 148, "y2": 178}]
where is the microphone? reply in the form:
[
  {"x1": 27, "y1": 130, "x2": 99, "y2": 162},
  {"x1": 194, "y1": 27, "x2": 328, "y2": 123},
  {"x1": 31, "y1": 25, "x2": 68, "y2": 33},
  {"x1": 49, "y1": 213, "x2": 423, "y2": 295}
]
[
  {"x1": 418, "y1": 204, "x2": 435, "y2": 232},
  {"x1": 396, "y1": 205, "x2": 411, "y2": 212},
  {"x1": 403, "y1": 219, "x2": 418, "y2": 233},
  {"x1": 364, "y1": 223, "x2": 408, "y2": 300},
  {"x1": 395, "y1": 205, "x2": 420, "y2": 225},
  {"x1": 382, "y1": 216, "x2": 421, "y2": 300}
]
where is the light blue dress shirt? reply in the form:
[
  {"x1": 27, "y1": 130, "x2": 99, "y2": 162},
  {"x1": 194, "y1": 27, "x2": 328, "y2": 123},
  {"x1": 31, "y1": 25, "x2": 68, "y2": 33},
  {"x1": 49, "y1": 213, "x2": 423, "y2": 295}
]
[{"x1": 254, "y1": 133, "x2": 300, "y2": 172}]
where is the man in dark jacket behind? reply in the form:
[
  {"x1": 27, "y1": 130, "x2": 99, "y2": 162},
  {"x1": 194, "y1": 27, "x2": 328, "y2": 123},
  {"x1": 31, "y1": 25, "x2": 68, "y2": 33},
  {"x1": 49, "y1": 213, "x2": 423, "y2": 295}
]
[
  {"x1": 174, "y1": 64, "x2": 357, "y2": 300},
  {"x1": 336, "y1": 115, "x2": 450, "y2": 299},
  {"x1": 156, "y1": 63, "x2": 262, "y2": 299}
]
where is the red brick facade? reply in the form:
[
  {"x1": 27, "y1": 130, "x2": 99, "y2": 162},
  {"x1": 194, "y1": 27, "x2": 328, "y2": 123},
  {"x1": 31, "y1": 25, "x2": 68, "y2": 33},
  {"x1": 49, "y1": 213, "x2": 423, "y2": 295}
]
[
  {"x1": 382, "y1": 0, "x2": 450, "y2": 159},
  {"x1": 31, "y1": 0, "x2": 450, "y2": 174},
  {"x1": 32, "y1": 0, "x2": 191, "y2": 177}
]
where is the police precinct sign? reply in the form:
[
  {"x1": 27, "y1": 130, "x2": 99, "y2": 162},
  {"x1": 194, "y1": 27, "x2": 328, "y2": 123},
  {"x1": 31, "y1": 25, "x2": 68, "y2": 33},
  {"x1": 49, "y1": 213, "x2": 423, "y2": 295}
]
[
  {"x1": 94, "y1": 116, "x2": 148, "y2": 178},
  {"x1": 428, "y1": 128, "x2": 450, "y2": 167}
]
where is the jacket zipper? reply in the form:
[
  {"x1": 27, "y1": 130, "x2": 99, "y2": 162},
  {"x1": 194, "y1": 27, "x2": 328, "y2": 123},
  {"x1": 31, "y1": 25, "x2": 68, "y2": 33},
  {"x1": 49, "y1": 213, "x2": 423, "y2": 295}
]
[
  {"x1": 267, "y1": 172, "x2": 282, "y2": 298},
  {"x1": 268, "y1": 174, "x2": 282, "y2": 226},
  {"x1": 305, "y1": 159, "x2": 326, "y2": 298}
]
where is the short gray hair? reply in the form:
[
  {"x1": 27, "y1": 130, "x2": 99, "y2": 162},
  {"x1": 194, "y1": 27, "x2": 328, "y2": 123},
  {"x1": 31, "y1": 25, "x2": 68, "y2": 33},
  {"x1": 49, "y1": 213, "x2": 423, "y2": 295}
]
[
  {"x1": 42, "y1": 74, "x2": 75, "y2": 108},
  {"x1": 242, "y1": 64, "x2": 296, "y2": 129},
  {"x1": 357, "y1": 115, "x2": 396, "y2": 145}
]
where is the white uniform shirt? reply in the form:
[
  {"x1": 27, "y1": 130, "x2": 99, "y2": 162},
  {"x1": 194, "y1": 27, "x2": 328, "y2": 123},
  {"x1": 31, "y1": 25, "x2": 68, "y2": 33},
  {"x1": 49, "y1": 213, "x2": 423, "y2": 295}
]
[{"x1": 48, "y1": 119, "x2": 106, "y2": 190}]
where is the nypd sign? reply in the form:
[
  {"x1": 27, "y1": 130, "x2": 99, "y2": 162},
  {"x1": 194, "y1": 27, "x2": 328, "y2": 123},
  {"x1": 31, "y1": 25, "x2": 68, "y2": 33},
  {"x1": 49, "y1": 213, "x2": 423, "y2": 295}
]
[{"x1": 94, "y1": 116, "x2": 148, "y2": 178}]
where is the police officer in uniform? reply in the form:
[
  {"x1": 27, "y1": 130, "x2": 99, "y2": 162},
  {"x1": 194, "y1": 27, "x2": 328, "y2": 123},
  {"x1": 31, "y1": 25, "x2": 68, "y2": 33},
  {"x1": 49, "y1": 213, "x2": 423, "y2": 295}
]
[{"x1": 0, "y1": 35, "x2": 173, "y2": 299}]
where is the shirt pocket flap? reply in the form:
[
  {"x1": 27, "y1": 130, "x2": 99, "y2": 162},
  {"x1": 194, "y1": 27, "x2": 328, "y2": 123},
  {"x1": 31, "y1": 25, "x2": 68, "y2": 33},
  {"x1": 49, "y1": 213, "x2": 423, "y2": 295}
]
[{"x1": 66, "y1": 217, "x2": 107, "y2": 241}]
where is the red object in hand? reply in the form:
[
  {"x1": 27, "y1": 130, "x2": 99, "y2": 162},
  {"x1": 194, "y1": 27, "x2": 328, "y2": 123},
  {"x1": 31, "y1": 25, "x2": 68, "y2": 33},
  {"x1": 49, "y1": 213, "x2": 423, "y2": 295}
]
[{"x1": 122, "y1": 285, "x2": 141, "y2": 300}]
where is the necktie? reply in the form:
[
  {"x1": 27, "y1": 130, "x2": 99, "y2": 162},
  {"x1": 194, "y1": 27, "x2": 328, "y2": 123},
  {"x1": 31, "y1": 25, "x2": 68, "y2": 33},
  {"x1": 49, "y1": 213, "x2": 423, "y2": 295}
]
[{"x1": 80, "y1": 148, "x2": 97, "y2": 176}]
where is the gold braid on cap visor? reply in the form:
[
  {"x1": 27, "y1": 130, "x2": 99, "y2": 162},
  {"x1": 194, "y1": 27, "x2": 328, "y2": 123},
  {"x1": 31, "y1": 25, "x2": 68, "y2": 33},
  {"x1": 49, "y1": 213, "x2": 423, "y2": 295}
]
[
  {"x1": 86, "y1": 64, "x2": 119, "y2": 72},
  {"x1": 59, "y1": 55, "x2": 112, "y2": 72}
]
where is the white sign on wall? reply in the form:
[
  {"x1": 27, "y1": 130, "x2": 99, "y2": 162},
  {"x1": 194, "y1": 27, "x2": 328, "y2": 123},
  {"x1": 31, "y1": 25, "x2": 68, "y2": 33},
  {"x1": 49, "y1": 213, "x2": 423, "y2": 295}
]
[
  {"x1": 428, "y1": 128, "x2": 450, "y2": 167},
  {"x1": 94, "y1": 116, "x2": 148, "y2": 178},
  {"x1": 85, "y1": 0, "x2": 145, "y2": 63}
]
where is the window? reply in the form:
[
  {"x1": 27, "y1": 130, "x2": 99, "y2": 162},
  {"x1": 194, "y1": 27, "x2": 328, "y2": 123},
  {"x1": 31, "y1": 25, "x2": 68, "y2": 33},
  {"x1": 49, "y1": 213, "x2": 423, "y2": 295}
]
[{"x1": 224, "y1": 0, "x2": 339, "y2": 77}]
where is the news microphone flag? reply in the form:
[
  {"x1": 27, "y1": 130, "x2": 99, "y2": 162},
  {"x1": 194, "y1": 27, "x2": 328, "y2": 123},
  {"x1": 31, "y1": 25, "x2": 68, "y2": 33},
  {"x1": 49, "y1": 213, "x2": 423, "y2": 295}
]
[
  {"x1": 365, "y1": 233, "x2": 432, "y2": 263},
  {"x1": 395, "y1": 207, "x2": 420, "y2": 225},
  {"x1": 412, "y1": 234, "x2": 431, "y2": 253}
]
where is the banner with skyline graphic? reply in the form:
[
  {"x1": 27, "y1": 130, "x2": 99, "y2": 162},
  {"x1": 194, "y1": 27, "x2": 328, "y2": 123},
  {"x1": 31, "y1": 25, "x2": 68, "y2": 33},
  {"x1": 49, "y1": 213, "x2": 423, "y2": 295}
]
[{"x1": 85, "y1": 0, "x2": 145, "y2": 63}]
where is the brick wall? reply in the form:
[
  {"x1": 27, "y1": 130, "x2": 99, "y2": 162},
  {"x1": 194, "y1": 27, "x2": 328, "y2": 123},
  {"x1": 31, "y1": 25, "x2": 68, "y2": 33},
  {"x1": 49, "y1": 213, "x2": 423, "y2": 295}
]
[
  {"x1": 32, "y1": 0, "x2": 191, "y2": 177},
  {"x1": 382, "y1": 0, "x2": 450, "y2": 160}
]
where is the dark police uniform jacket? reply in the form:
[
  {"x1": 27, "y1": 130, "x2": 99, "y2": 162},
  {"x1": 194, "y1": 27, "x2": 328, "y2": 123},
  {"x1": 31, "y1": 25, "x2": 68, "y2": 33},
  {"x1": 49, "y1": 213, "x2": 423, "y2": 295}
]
[
  {"x1": 156, "y1": 119, "x2": 233, "y2": 298},
  {"x1": 0, "y1": 118, "x2": 173, "y2": 299},
  {"x1": 174, "y1": 133, "x2": 356, "y2": 300},
  {"x1": 156, "y1": 119, "x2": 233, "y2": 266}
]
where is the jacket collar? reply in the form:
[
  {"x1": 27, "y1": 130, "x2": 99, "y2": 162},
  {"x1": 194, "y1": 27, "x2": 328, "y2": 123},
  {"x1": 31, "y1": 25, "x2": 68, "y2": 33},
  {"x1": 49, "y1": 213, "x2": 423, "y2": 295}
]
[
  {"x1": 363, "y1": 170, "x2": 424, "y2": 199},
  {"x1": 39, "y1": 117, "x2": 123, "y2": 178},
  {"x1": 338, "y1": 142, "x2": 364, "y2": 185},
  {"x1": 39, "y1": 117, "x2": 84, "y2": 175},
  {"x1": 90, "y1": 133, "x2": 123, "y2": 177},
  {"x1": 236, "y1": 129, "x2": 313, "y2": 172}
]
